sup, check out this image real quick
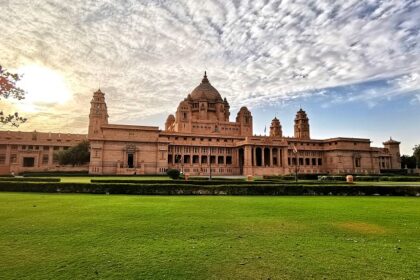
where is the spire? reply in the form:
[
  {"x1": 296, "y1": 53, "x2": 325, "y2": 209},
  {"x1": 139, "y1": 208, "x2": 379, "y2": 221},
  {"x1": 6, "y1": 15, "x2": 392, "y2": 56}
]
[{"x1": 202, "y1": 71, "x2": 209, "y2": 83}]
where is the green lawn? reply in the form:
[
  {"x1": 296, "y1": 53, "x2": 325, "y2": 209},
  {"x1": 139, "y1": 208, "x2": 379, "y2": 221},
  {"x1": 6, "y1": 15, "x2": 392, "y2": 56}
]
[{"x1": 0, "y1": 194, "x2": 419, "y2": 279}]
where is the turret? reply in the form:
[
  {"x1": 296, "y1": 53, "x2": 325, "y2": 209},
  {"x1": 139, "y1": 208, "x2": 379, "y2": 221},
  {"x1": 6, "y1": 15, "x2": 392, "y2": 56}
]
[
  {"x1": 236, "y1": 106, "x2": 253, "y2": 136},
  {"x1": 294, "y1": 108, "x2": 310, "y2": 139},
  {"x1": 383, "y1": 138, "x2": 401, "y2": 169},
  {"x1": 88, "y1": 89, "x2": 108, "y2": 138},
  {"x1": 270, "y1": 117, "x2": 282, "y2": 137},
  {"x1": 223, "y1": 97, "x2": 230, "y2": 121},
  {"x1": 165, "y1": 114, "x2": 175, "y2": 131}
]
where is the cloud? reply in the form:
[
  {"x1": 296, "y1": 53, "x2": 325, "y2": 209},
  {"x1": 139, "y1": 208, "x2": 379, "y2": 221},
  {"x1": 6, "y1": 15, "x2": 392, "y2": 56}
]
[{"x1": 0, "y1": 0, "x2": 418, "y2": 133}]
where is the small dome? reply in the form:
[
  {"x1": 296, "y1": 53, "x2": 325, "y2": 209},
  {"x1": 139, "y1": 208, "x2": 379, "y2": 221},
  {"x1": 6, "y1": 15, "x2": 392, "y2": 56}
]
[
  {"x1": 166, "y1": 114, "x2": 175, "y2": 123},
  {"x1": 295, "y1": 108, "x2": 308, "y2": 119},
  {"x1": 190, "y1": 72, "x2": 223, "y2": 102}
]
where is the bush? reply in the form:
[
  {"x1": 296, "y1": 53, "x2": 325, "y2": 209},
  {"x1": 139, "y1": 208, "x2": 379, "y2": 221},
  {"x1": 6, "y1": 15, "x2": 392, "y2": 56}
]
[
  {"x1": 380, "y1": 176, "x2": 420, "y2": 182},
  {"x1": 0, "y1": 181, "x2": 419, "y2": 196},
  {"x1": 318, "y1": 176, "x2": 346, "y2": 181},
  {"x1": 0, "y1": 177, "x2": 61, "y2": 182},
  {"x1": 166, "y1": 169, "x2": 181, "y2": 179},
  {"x1": 355, "y1": 176, "x2": 380, "y2": 182},
  {"x1": 22, "y1": 171, "x2": 89, "y2": 177}
]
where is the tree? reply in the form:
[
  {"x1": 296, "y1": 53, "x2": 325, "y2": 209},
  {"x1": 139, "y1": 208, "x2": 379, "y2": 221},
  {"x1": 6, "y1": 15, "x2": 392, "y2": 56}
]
[
  {"x1": 57, "y1": 140, "x2": 90, "y2": 166},
  {"x1": 414, "y1": 145, "x2": 420, "y2": 168},
  {"x1": 400, "y1": 155, "x2": 416, "y2": 169},
  {"x1": 166, "y1": 169, "x2": 181, "y2": 179},
  {"x1": 0, "y1": 65, "x2": 26, "y2": 126}
]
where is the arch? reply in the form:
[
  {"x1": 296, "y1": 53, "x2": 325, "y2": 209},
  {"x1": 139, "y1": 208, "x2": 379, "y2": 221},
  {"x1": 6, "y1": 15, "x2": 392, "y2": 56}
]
[
  {"x1": 272, "y1": 148, "x2": 278, "y2": 166},
  {"x1": 256, "y1": 147, "x2": 262, "y2": 167},
  {"x1": 264, "y1": 147, "x2": 270, "y2": 166},
  {"x1": 238, "y1": 148, "x2": 244, "y2": 175}
]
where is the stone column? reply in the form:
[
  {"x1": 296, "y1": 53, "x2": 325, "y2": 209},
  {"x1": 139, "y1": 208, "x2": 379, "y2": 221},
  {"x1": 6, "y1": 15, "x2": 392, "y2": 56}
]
[
  {"x1": 5, "y1": 144, "x2": 11, "y2": 165},
  {"x1": 282, "y1": 148, "x2": 288, "y2": 167},
  {"x1": 48, "y1": 146, "x2": 54, "y2": 166}
]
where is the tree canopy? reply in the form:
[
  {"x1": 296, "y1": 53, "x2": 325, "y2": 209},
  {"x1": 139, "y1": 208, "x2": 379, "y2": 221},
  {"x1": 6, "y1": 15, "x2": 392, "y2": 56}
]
[
  {"x1": 0, "y1": 65, "x2": 26, "y2": 126},
  {"x1": 57, "y1": 140, "x2": 90, "y2": 166},
  {"x1": 413, "y1": 144, "x2": 420, "y2": 168},
  {"x1": 401, "y1": 155, "x2": 416, "y2": 169}
]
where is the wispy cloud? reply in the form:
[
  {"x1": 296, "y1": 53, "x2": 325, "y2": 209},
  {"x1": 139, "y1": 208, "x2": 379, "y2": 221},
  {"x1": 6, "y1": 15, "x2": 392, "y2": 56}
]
[{"x1": 0, "y1": 0, "x2": 418, "y2": 132}]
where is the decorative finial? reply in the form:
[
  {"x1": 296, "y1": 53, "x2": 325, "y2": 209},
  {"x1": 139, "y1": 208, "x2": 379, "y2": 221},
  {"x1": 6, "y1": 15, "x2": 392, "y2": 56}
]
[{"x1": 202, "y1": 71, "x2": 209, "y2": 83}]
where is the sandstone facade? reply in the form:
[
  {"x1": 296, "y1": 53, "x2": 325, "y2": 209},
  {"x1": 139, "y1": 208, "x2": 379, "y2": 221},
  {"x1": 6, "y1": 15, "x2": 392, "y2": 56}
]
[
  {"x1": 88, "y1": 73, "x2": 400, "y2": 176},
  {"x1": 0, "y1": 72, "x2": 400, "y2": 175}
]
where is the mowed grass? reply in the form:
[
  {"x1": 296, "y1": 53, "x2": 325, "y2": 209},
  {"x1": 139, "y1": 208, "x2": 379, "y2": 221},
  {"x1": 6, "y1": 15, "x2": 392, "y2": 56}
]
[{"x1": 0, "y1": 194, "x2": 419, "y2": 280}]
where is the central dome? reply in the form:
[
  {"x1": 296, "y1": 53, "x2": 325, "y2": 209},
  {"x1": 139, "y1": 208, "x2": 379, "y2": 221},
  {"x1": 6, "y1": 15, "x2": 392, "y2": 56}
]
[{"x1": 190, "y1": 72, "x2": 223, "y2": 102}]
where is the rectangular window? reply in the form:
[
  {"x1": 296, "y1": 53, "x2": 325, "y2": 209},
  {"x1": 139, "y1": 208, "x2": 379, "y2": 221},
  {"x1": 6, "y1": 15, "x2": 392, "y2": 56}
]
[
  {"x1": 42, "y1": 155, "x2": 49, "y2": 165},
  {"x1": 218, "y1": 156, "x2": 224, "y2": 164},
  {"x1": 127, "y1": 153, "x2": 134, "y2": 168},
  {"x1": 0, "y1": 154, "x2": 5, "y2": 164},
  {"x1": 226, "y1": 156, "x2": 232, "y2": 165},
  {"x1": 23, "y1": 157, "x2": 35, "y2": 167},
  {"x1": 318, "y1": 158, "x2": 322, "y2": 166}
]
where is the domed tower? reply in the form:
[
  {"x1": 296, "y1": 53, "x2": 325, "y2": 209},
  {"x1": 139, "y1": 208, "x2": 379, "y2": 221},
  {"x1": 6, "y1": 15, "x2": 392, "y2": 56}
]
[
  {"x1": 88, "y1": 89, "x2": 108, "y2": 138},
  {"x1": 189, "y1": 72, "x2": 227, "y2": 122},
  {"x1": 236, "y1": 106, "x2": 253, "y2": 136},
  {"x1": 270, "y1": 117, "x2": 282, "y2": 137},
  {"x1": 294, "y1": 108, "x2": 310, "y2": 139},
  {"x1": 165, "y1": 114, "x2": 175, "y2": 131}
]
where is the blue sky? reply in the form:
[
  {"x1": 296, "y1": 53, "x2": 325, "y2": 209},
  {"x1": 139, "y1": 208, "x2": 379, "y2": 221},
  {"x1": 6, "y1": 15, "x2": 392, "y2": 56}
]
[{"x1": 0, "y1": 0, "x2": 419, "y2": 154}]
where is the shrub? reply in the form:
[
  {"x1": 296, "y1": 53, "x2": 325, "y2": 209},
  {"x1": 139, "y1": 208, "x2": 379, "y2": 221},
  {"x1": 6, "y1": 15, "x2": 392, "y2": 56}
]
[
  {"x1": 22, "y1": 171, "x2": 89, "y2": 177},
  {"x1": 0, "y1": 177, "x2": 60, "y2": 182},
  {"x1": 355, "y1": 176, "x2": 380, "y2": 182},
  {"x1": 318, "y1": 176, "x2": 346, "y2": 181},
  {"x1": 0, "y1": 181, "x2": 419, "y2": 196},
  {"x1": 167, "y1": 169, "x2": 181, "y2": 180}
]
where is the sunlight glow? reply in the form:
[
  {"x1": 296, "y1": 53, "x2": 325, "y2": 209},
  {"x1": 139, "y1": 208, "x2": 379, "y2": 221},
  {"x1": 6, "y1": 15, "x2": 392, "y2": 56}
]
[{"x1": 17, "y1": 65, "x2": 71, "y2": 108}]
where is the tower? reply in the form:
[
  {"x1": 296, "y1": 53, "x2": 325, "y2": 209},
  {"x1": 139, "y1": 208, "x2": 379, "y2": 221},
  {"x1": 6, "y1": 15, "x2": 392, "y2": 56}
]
[
  {"x1": 165, "y1": 114, "x2": 175, "y2": 131},
  {"x1": 383, "y1": 138, "x2": 401, "y2": 169},
  {"x1": 270, "y1": 117, "x2": 282, "y2": 137},
  {"x1": 88, "y1": 89, "x2": 108, "y2": 138},
  {"x1": 236, "y1": 107, "x2": 253, "y2": 136},
  {"x1": 294, "y1": 108, "x2": 310, "y2": 139}
]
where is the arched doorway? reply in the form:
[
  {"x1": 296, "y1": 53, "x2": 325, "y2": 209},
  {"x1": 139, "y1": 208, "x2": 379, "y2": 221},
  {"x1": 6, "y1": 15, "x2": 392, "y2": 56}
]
[
  {"x1": 264, "y1": 147, "x2": 270, "y2": 166},
  {"x1": 238, "y1": 148, "x2": 244, "y2": 175},
  {"x1": 256, "y1": 147, "x2": 262, "y2": 167}
]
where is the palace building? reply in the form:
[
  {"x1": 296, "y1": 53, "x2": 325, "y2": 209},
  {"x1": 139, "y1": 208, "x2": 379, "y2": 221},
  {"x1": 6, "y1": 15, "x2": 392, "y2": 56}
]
[{"x1": 0, "y1": 72, "x2": 401, "y2": 175}]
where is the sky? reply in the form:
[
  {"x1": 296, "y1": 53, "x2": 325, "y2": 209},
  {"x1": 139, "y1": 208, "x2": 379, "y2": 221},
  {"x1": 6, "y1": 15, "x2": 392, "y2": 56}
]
[{"x1": 0, "y1": 0, "x2": 419, "y2": 154}]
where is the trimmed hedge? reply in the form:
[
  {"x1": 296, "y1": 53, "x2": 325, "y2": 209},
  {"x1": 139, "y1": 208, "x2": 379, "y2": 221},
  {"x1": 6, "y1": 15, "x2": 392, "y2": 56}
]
[
  {"x1": 0, "y1": 177, "x2": 61, "y2": 182},
  {"x1": 90, "y1": 179, "x2": 270, "y2": 185},
  {"x1": 0, "y1": 181, "x2": 419, "y2": 196},
  {"x1": 379, "y1": 176, "x2": 420, "y2": 182},
  {"x1": 22, "y1": 171, "x2": 89, "y2": 177}
]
